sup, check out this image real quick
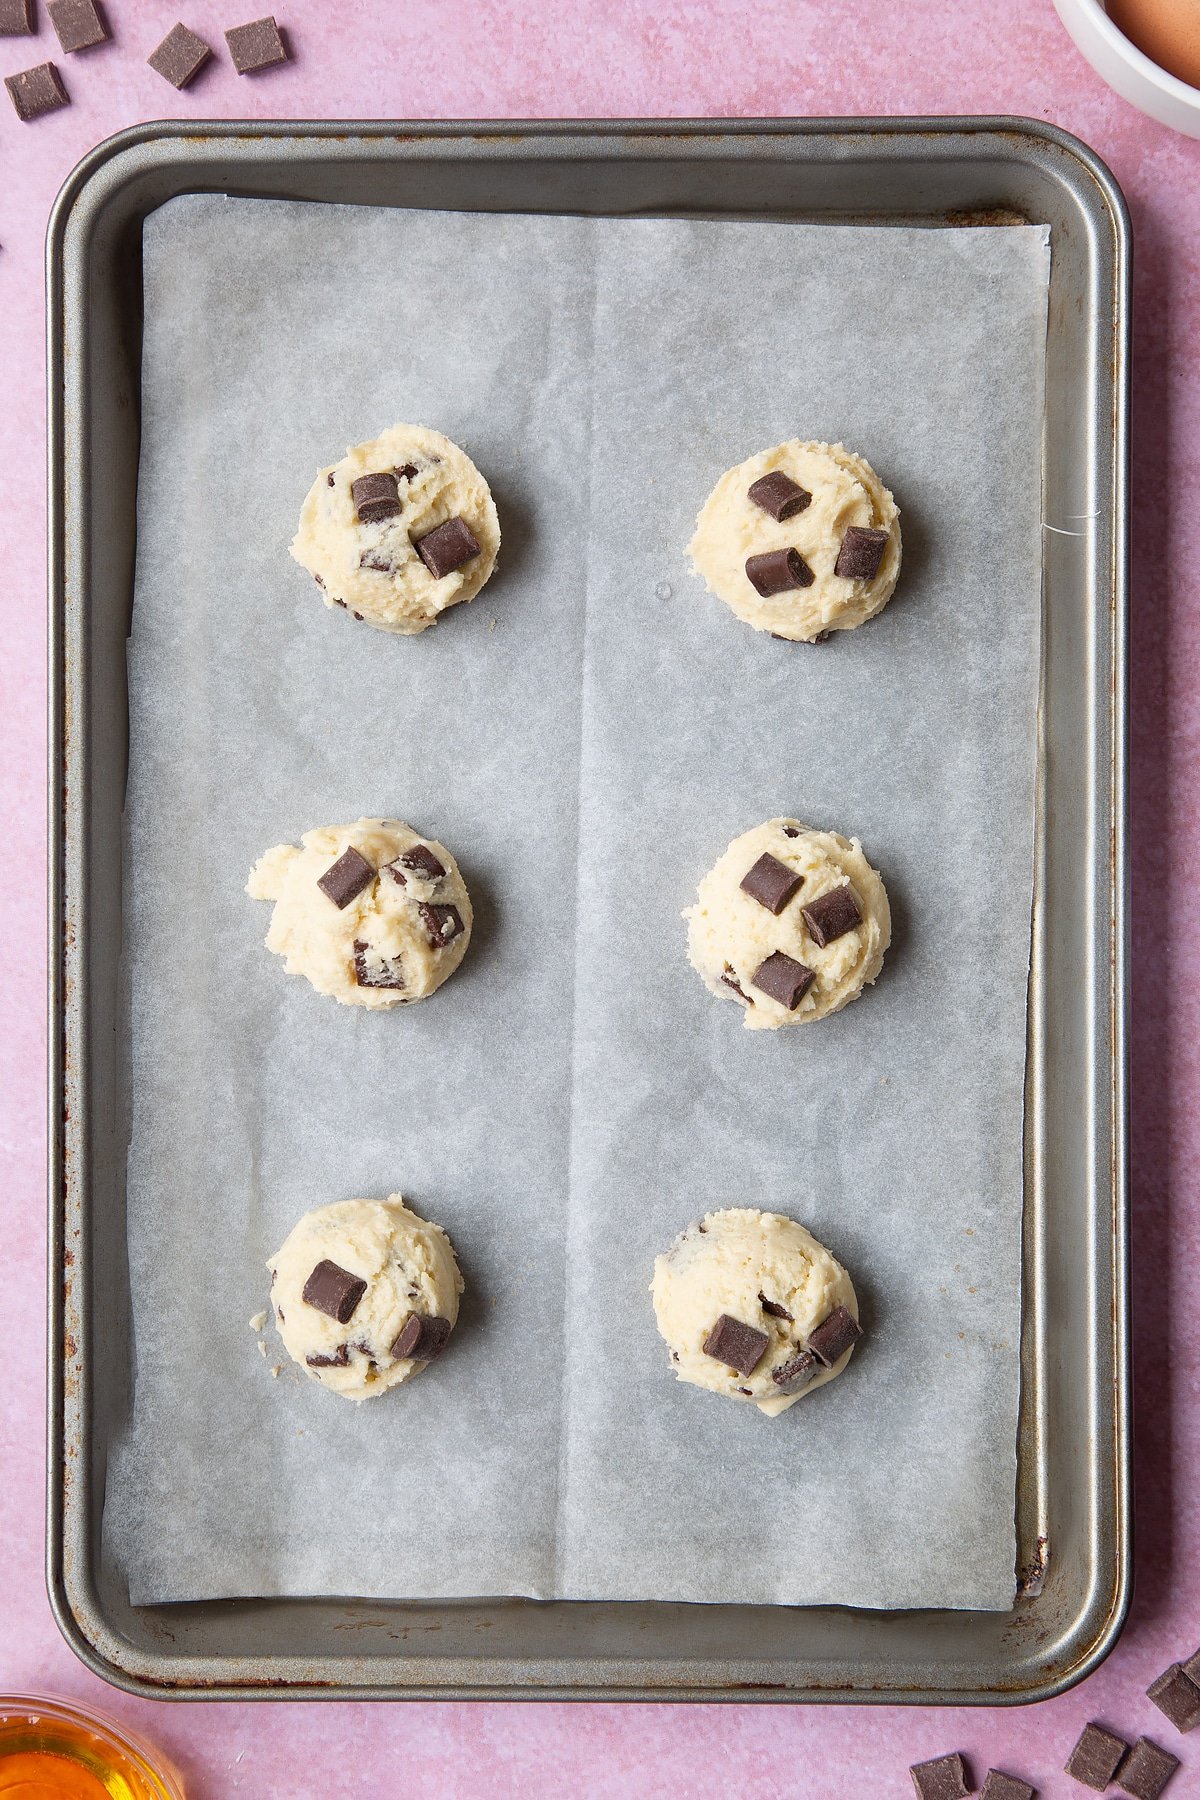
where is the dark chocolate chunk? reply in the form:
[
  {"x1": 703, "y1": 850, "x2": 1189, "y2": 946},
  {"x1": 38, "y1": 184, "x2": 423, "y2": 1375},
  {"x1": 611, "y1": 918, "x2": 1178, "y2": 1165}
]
[
  {"x1": 701, "y1": 1313, "x2": 770, "y2": 1377},
  {"x1": 359, "y1": 549, "x2": 395, "y2": 572},
  {"x1": 352, "y1": 939, "x2": 406, "y2": 992},
  {"x1": 980, "y1": 1773, "x2": 1035, "y2": 1800},
  {"x1": 415, "y1": 516, "x2": 481, "y2": 579},
  {"x1": 417, "y1": 901, "x2": 465, "y2": 949},
  {"x1": 317, "y1": 846, "x2": 375, "y2": 909},
  {"x1": 327, "y1": 471, "x2": 336, "y2": 486},
  {"x1": 758, "y1": 1293, "x2": 793, "y2": 1321},
  {"x1": 739, "y1": 851, "x2": 804, "y2": 915},
  {"x1": 148, "y1": 22, "x2": 211, "y2": 87},
  {"x1": 390, "y1": 1313, "x2": 453, "y2": 1362},
  {"x1": 1184, "y1": 1645, "x2": 1200, "y2": 1684},
  {"x1": 720, "y1": 969, "x2": 752, "y2": 1004},
  {"x1": 1116, "y1": 1740, "x2": 1180, "y2": 1800},
  {"x1": 1065, "y1": 1724, "x2": 1130, "y2": 1790},
  {"x1": 305, "y1": 1345, "x2": 350, "y2": 1369},
  {"x1": 397, "y1": 843, "x2": 446, "y2": 881},
  {"x1": 745, "y1": 547, "x2": 814, "y2": 597},
  {"x1": 807, "y1": 1303, "x2": 862, "y2": 1367},
  {"x1": 772, "y1": 629, "x2": 828, "y2": 643},
  {"x1": 302, "y1": 1260, "x2": 367, "y2": 1325},
  {"x1": 782, "y1": 825, "x2": 800, "y2": 837},
  {"x1": 5, "y1": 61, "x2": 68, "y2": 119},
  {"x1": 747, "y1": 470, "x2": 811, "y2": 521},
  {"x1": 770, "y1": 1349, "x2": 817, "y2": 1394},
  {"x1": 351, "y1": 471, "x2": 401, "y2": 524},
  {"x1": 835, "y1": 524, "x2": 889, "y2": 580},
  {"x1": 225, "y1": 13, "x2": 288, "y2": 72},
  {"x1": 0, "y1": 0, "x2": 35, "y2": 34},
  {"x1": 801, "y1": 883, "x2": 863, "y2": 947},
  {"x1": 750, "y1": 950, "x2": 815, "y2": 1010},
  {"x1": 1148, "y1": 1665, "x2": 1200, "y2": 1733},
  {"x1": 47, "y1": 0, "x2": 107, "y2": 51},
  {"x1": 909, "y1": 1755, "x2": 971, "y2": 1800},
  {"x1": 395, "y1": 462, "x2": 419, "y2": 481}
]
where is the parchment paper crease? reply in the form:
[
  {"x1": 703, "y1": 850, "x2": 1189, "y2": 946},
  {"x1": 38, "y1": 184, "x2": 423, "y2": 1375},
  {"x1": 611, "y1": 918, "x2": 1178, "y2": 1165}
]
[{"x1": 105, "y1": 197, "x2": 1049, "y2": 1610}]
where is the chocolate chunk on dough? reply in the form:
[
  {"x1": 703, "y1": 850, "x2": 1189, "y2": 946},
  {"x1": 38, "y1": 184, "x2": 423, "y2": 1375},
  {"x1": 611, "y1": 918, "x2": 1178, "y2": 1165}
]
[
  {"x1": 745, "y1": 547, "x2": 814, "y2": 597},
  {"x1": 305, "y1": 1345, "x2": 350, "y2": 1369},
  {"x1": 352, "y1": 940, "x2": 406, "y2": 992},
  {"x1": 751, "y1": 950, "x2": 815, "y2": 1010},
  {"x1": 351, "y1": 471, "x2": 402, "y2": 523},
  {"x1": 415, "y1": 516, "x2": 481, "y2": 578},
  {"x1": 835, "y1": 525, "x2": 889, "y2": 580},
  {"x1": 317, "y1": 846, "x2": 375, "y2": 909},
  {"x1": 807, "y1": 1303, "x2": 862, "y2": 1367},
  {"x1": 418, "y1": 901, "x2": 465, "y2": 948},
  {"x1": 771, "y1": 1350, "x2": 817, "y2": 1394},
  {"x1": 391, "y1": 1313, "x2": 453, "y2": 1362},
  {"x1": 747, "y1": 471, "x2": 811, "y2": 521},
  {"x1": 701, "y1": 1313, "x2": 770, "y2": 1377},
  {"x1": 758, "y1": 1293, "x2": 793, "y2": 1321},
  {"x1": 801, "y1": 884, "x2": 863, "y2": 947},
  {"x1": 302, "y1": 1260, "x2": 367, "y2": 1325},
  {"x1": 739, "y1": 851, "x2": 804, "y2": 915}
]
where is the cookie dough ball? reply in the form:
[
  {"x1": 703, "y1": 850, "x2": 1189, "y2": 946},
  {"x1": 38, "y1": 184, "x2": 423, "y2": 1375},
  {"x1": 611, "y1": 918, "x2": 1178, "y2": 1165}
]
[
  {"x1": 684, "y1": 818, "x2": 889, "y2": 1030},
  {"x1": 688, "y1": 440, "x2": 900, "y2": 642},
  {"x1": 247, "y1": 818, "x2": 472, "y2": 1010},
  {"x1": 269, "y1": 1196, "x2": 464, "y2": 1401},
  {"x1": 291, "y1": 424, "x2": 500, "y2": 635},
  {"x1": 652, "y1": 1209, "x2": 861, "y2": 1416}
]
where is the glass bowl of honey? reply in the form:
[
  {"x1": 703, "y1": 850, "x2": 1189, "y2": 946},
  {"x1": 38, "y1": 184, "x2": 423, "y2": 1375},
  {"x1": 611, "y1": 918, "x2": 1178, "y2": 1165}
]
[{"x1": 0, "y1": 1694, "x2": 184, "y2": 1799}]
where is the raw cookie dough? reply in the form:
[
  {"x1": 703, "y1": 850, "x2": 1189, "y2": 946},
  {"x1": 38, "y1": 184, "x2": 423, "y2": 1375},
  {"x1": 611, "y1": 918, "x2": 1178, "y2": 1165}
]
[
  {"x1": 685, "y1": 818, "x2": 889, "y2": 1029},
  {"x1": 247, "y1": 818, "x2": 473, "y2": 1009},
  {"x1": 688, "y1": 440, "x2": 901, "y2": 642},
  {"x1": 652, "y1": 1208, "x2": 861, "y2": 1416},
  {"x1": 291, "y1": 424, "x2": 501, "y2": 635},
  {"x1": 268, "y1": 1195, "x2": 464, "y2": 1401}
]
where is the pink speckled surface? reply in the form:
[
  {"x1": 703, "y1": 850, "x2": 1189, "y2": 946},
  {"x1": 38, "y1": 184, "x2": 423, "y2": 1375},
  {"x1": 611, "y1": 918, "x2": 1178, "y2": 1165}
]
[{"x1": 0, "y1": 1, "x2": 1196, "y2": 1794}]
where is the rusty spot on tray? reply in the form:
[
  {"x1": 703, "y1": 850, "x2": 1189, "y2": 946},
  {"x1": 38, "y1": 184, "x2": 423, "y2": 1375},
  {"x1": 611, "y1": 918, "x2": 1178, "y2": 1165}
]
[
  {"x1": 1016, "y1": 1534, "x2": 1049, "y2": 1597},
  {"x1": 64, "y1": 1333, "x2": 78, "y2": 1360}
]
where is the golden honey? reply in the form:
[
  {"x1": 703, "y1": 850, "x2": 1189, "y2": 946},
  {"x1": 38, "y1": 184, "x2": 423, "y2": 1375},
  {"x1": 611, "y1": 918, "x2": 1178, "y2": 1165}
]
[{"x1": 0, "y1": 1699, "x2": 182, "y2": 1800}]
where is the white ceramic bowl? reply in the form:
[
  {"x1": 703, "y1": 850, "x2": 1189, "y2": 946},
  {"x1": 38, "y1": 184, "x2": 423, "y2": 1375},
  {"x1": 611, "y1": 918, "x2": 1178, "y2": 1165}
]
[{"x1": 1053, "y1": 0, "x2": 1200, "y2": 136}]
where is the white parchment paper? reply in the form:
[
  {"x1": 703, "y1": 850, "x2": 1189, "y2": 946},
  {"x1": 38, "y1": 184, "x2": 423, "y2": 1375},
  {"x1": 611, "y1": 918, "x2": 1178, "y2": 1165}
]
[{"x1": 105, "y1": 196, "x2": 1049, "y2": 1610}]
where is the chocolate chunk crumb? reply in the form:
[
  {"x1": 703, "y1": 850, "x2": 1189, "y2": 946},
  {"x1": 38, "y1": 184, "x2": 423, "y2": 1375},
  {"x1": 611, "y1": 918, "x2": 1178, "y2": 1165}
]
[
  {"x1": 782, "y1": 825, "x2": 800, "y2": 837},
  {"x1": 835, "y1": 525, "x2": 889, "y2": 580},
  {"x1": 979, "y1": 1774, "x2": 1035, "y2": 1800},
  {"x1": 758, "y1": 1293, "x2": 793, "y2": 1321},
  {"x1": 225, "y1": 13, "x2": 288, "y2": 72},
  {"x1": 390, "y1": 1313, "x2": 453, "y2": 1362},
  {"x1": 359, "y1": 549, "x2": 395, "y2": 572},
  {"x1": 415, "y1": 516, "x2": 481, "y2": 579},
  {"x1": 0, "y1": 0, "x2": 35, "y2": 35},
  {"x1": 148, "y1": 22, "x2": 212, "y2": 87},
  {"x1": 305, "y1": 1345, "x2": 350, "y2": 1369},
  {"x1": 909, "y1": 1754, "x2": 971, "y2": 1800},
  {"x1": 701, "y1": 1313, "x2": 770, "y2": 1377},
  {"x1": 750, "y1": 950, "x2": 815, "y2": 1011},
  {"x1": 317, "y1": 846, "x2": 374, "y2": 909},
  {"x1": 1115, "y1": 1739, "x2": 1180, "y2": 1799},
  {"x1": 395, "y1": 462, "x2": 419, "y2": 481},
  {"x1": 1065, "y1": 1724, "x2": 1130, "y2": 1790},
  {"x1": 417, "y1": 902, "x2": 464, "y2": 949},
  {"x1": 739, "y1": 850, "x2": 804, "y2": 915},
  {"x1": 801, "y1": 883, "x2": 863, "y2": 947},
  {"x1": 48, "y1": 0, "x2": 108, "y2": 53},
  {"x1": 5, "y1": 61, "x2": 68, "y2": 119},
  {"x1": 327, "y1": 472, "x2": 336, "y2": 486},
  {"x1": 351, "y1": 471, "x2": 401, "y2": 524},
  {"x1": 745, "y1": 547, "x2": 814, "y2": 597},
  {"x1": 397, "y1": 843, "x2": 446, "y2": 880},
  {"x1": 771, "y1": 1349, "x2": 817, "y2": 1394},
  {"x1": 720, "y1": 968, "x2": 753, "y2": 1004},
  {"x1": 807, "y1": 1303, "x2": 862, "y2": 1366},
  {"x1": 302, "y1": 1260, "x2": 367, "y2": 1325},
  {"x1": 748, "y1": 470, "x2": 812, "y2": 521},
  {"x1": 352, "y1": 939, "x2": 406, "y2": 991},
  {"x1": 1148, "y1": 1664, "x2": 1200, "y2": 1732}
]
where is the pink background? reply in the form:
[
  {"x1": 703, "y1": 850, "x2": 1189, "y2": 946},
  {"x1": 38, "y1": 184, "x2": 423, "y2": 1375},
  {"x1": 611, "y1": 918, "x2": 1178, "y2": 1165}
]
[{"x1": 0, "y1": 1, "x2": 1195, "y2": 1794}]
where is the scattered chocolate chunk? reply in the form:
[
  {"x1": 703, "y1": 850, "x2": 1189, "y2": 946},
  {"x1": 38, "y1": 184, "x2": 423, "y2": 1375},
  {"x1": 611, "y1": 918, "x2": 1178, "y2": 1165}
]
[
  {"x1": 317, "y1": 846, "x2": 374, "y2": 909},
  {"x1": 396, "y1": 843, "x2": 446, "y2": 881},
  {"x1": 148, "y1": 22, "x2": 211, "y2": 87},
  {"x1": 0, "y1": 0, "x2": 35, "y2": 34},
  {"x1": 302, "y1": 1260, "x2": 367, "y2": 1325},
  {"x1": 415, "y1": 516, "x2": 481, "y2": 579},
  {"x1": 835, "y1": 524, "x2": 889, "y2": 580},
  {"x1": 1116, "y1": 1740, "x2": 1180, "y2": 1799},
  {"x1": 5, "y1": 61, "x2": 68, "y2": 119},
  {"x1": 750, "y1": 950, "x2": 815, "y2": 1010},
  {"x1": 745, "y1": 547, "x2": 814, "y2": 597},
  {"x1": 782, "y1": 825, "x2": 800, "y2": 837},
  {"x1": 1065, "y1": 1724, "x2": 1130, "y2": 1790},
  {"x1": 1149, "y1": 1665, "x2": 1200, "y2": 1732},
  {"x1": 395, "y1": 462, "x2": 419, "y2": 481},
  {"x1": 225, "y1": 13, "x2": 288, "y2": 72},
  {"x1": 47, "y1": 0, "x2": 107, "y2": 51},
  {"x1": 351, "y1": 471, "x2": 401, "y2": 524},
  {"x1": 333, "y1": 597, "x2": 347, "y2": 608},
  {"x1": 390, "y1": 1313, "x2": 453, "y2": 1362},
  {"x1": 807, "y1": 1303, "x2": 862, "y2": 1366},
  {"x1": 327, "y1": 471, "x2": 336, "y2": 487},
  {"x1": 305, "y1": 1345, "x2": 350, "y2": 1369},
  {"x1": 748, "y1": 470, "x2": 811, "y2": 521},
  {"x1": 720, "y1": 969, "x2": 752, "y2": 1004},
  {"x1": 770, "y1": 1349, "x2": 817, "y2": 1394},
  {"x1": 980, "y1": 1771, "x2": 1036, "y2": 1800},
  {"x1": 313, "y1": 573, "x2": 325, "y2": 588},
  {"x1": 739, "y1": 851, "x2": 804, "y2": 915},
  {"x1": 359, "y1": 549, "x2": 395, "y2": 572},
  {"x1": 352, "y1": 939, "x2": 406, "y2": 991},
  {"x1": 758, "y1": 1293, "x2": 793, "y2": 1321},
  {"x1": 418, "y1": 901, "x2": 464, "y2": 949},
  {"x1": 736, "y1": 1386, "x2": 753, "y2": 1395},
  {"x1": 701, "y1": 1313, "x2": 770, "y2": 1377},
  {"x1": 909, "y1": 1753, "x2": 971, "y2": 1799},
  {"x1": 801, "y1": 883, "x2": 863, "y2": 947}
]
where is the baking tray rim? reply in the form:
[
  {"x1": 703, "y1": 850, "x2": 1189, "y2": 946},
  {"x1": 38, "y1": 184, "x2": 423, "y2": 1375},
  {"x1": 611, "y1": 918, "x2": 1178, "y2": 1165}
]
[{"x1": 46, "y1": 114, "x2": 1131, "y2": 1703}]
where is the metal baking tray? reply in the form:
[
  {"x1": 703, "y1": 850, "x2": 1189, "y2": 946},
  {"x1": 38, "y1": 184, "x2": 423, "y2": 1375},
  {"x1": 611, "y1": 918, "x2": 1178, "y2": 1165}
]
[{"x1": 47, "y1": 118, "x2": 1129, "y2": 1702}]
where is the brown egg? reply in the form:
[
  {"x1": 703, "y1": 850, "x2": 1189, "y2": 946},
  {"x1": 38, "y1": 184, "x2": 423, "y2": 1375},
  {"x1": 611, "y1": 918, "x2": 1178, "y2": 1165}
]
[{"x1": 1107, "y1": 0, "x2": 1200, "y2": 90}]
